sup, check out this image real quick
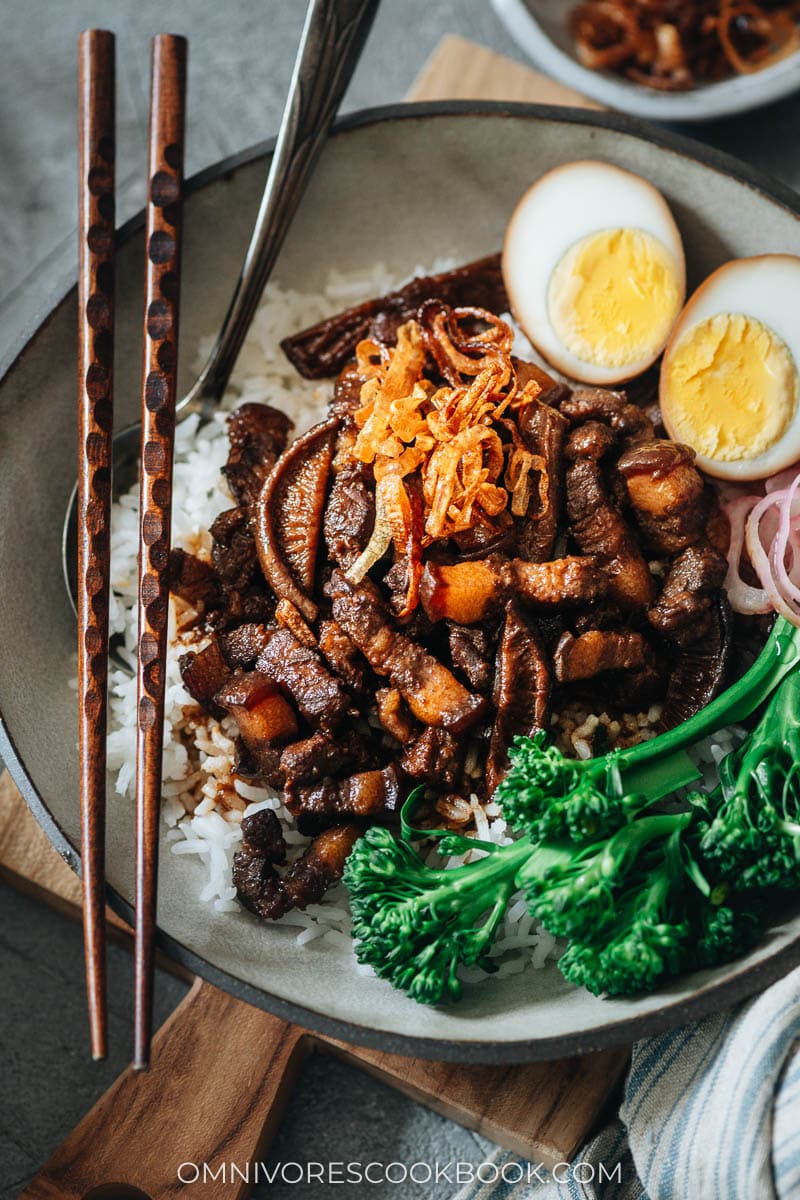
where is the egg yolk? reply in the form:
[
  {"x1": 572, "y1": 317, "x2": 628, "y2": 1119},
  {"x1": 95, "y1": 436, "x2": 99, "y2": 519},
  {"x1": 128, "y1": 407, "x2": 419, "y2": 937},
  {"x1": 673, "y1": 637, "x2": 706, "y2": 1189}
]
[
  {"x1": 548, "y1": 228, "x2": 682, "y2": 369},
  {"x1": 663, "y1": 313, "x2": 798, "y2": 462}
]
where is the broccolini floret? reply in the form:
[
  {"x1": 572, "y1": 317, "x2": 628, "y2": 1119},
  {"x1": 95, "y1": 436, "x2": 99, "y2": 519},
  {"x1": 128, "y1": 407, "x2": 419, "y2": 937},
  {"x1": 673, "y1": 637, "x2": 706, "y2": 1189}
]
[
  {"x1": 518, "y1": 813, "x2": 693, "y2": 940},
  {"x1": 556, "y1": 828, "x2": 763, "y2": 995},
  {"x1": 556, "y1": 830, "x2": 694, "y2": 995},
  {"x1": 344, "y1": 826, "x2": 533, "y2": 1005},
  {"x1": 345, "y1": 807, "x2": 736, "y2": 1003},
  {"x1": 693, "y1": 898, "x2": 765, "y2": 968},
  {"x1": 700, "y1": 666, "x2": 800, "y2": 891}
]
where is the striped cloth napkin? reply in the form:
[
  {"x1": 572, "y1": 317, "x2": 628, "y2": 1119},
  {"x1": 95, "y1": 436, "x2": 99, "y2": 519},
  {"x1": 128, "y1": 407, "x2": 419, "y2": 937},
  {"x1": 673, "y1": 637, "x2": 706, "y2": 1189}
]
[{"x1": 456, "y1": 965, "x2": 800, "y2": 1200}]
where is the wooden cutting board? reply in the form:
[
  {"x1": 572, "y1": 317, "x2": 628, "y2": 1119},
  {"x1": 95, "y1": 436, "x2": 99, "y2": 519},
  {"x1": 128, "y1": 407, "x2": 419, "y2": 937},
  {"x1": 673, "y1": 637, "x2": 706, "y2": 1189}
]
[
  {"x1": 8, "y1": 36, "x2": 628, "y2": 1199},
  {"x1": 407, "y1": 33, "x2": 602, "y2": 108}
]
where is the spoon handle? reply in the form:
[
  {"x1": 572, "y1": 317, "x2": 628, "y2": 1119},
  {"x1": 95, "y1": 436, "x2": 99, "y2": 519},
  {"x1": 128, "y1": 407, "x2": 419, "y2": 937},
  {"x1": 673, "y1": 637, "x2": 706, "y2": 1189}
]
[{"x1": 182, "y1": 0, "x2": 380, "y2": 416}]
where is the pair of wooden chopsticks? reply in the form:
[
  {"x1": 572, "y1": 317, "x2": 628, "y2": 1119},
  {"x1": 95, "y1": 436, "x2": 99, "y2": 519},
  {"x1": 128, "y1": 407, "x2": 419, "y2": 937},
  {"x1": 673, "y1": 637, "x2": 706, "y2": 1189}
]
[{"x1": 77, "y1": 28, "x2": 186, "y2": 1069}]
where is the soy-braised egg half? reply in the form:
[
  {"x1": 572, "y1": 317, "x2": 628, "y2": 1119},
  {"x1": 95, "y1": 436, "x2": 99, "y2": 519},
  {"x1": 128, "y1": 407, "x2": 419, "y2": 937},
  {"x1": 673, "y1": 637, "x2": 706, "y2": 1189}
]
[
  {"x1": 502, "y1": 160, "x2": 686, "y2": 385},
  {"x1": 660, "y1": 255, "x2": 800, "y2": 481}
]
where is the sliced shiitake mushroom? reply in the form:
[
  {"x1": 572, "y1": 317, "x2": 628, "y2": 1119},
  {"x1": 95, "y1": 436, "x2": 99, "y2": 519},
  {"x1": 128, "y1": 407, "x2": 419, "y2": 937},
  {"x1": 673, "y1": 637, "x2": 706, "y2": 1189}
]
[
  {"x1": 659, "y1": 595, "x2": 733, "y2": 731},
  {"x1": 254, "y1": 417, "x2": 339, "y2": 621},
  {"x1": 280, "y1": 254, "x2": 507, "y2": 379}
]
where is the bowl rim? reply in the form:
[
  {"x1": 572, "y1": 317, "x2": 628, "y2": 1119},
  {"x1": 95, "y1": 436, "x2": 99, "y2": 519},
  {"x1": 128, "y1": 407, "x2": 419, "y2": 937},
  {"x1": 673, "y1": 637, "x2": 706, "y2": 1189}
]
[
  {"x1": 492, "y1": 0, "x2": 800, "y2": 122},
  {"x1": 3, "y1": 98, "x2": 800, "y2": 1063}
]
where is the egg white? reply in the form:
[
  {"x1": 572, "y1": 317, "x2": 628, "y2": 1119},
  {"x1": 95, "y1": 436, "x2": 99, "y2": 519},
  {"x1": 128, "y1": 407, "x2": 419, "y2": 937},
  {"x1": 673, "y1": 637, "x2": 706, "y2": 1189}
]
[
  {"x1": 503, "y1": 161, "x2": 686, "y2": 385},
  {"x1": 660, "y1": 255, "x2": 800, "y2": 481}
]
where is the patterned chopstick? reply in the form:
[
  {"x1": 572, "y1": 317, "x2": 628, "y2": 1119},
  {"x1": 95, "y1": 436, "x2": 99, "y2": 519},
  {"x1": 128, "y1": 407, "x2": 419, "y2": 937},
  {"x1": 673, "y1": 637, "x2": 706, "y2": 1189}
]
[
  {"x1": 134, "y1": 32, "x2": 187, "y2": 1071},
  {"x1": 77, "y1": 26, "x2": 115, "y2": 1063}
]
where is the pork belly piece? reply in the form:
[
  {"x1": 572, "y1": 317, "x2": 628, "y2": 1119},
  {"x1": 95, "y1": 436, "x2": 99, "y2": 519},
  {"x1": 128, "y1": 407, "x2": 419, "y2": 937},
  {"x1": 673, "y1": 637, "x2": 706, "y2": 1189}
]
[
  {"x1": 232, "y1": 843, "x2": 286, "y2": 917},
  {"x1": 209, "y1": 506, "x2": 274, "y2": 627},
  {"x1": 285, "y1": 765, "x2": 404, "y2": 832},
  {"x1": 222, "y1": 622, "x2": 272, "y2": 669},
  {"x1": 223, "y1": 402, "x2": 292, "y2": 509},
  {"x1": 274, "y1": 598, "x2": 317, "y2": 648},
  {"x1": 449, "y1": 519, "x2": 516, "y2": 561},
  {"x1": 169, "y1": 548, "x2": 221, "y2": 611},
  {"x1": 553, "y1": 629, "x2": 653, "y2": 683},
  {"x1": 565, "y1": 420, "x2": 616, "y2": 461},
  {"x1": 517, "y1": 396, "x2": 569, "y2": 562},
  {"x1": 521, "y1": 561, "x2": 606, "y2": 612},
  {"x1": 419, "y1": 555, "x2": 604, "y2": 625},
  {"x1": 280, "y1": 253, "x2": 507, "y2": 378},
  {"x1": 240, "y1": 808, "x2": 286, "y2": 864},
  {"x1": 282, "y1": 824, "x2": 361, "y2": 910},
  {"x1": 216, "y1": 672, "x2": 300, "y2": 746},
  {"x1": 330, "y1": 571, "x2": 487, "y2": 733},
  {"x1": 323, "y1": 461, "x2": 375, "y2": 570},
  {"x1": 210, "y1": 506, "x2": 257, "y2": 593},
  {"x1": 486, "y1": 601, "x2": 551, "y2": 794},
  {"x1": 560, "y1": 387, "x2": 654, "y2": 442},
  {"x1": 648, "y1": 544, "x2": 727, "y2": 646},
  {"x1": 256, "y1": 627, "x2": 352, "y2": 732},
  {"x1": 317, "y1": 619, "x2": 371, "y2": 697},
  {"x1": 400, "y1": 726, "x2": 463, "y2": 788},
  {"x1": 375, "y1": 687, "x2": 418, "y2": 743},
  {"x1": 513, "y1": 356, "x2": 570, "y2": 408},
  {"x1": 279, "y1": 729, "x2": 376, "y2": 788},
  {"x1": 565, "y1": 430, "x2": 655, "y2": 610},
  {"x1": 216, "y1": 670, "x2": 300, "y2": 789},
  {"x1": 322, "y1": 372, "x2": 379, "y2": 571},
  {"x1": 616, "y1": 440, "x2": 708, "y2": 556},
  {"x1": 179, "y1": 638, "x2": 231, "y2": 718},
  {"x1": 234, "y1": 823, "x2": 360, "y2": 919},
  {"x1": 254, "y1": 417, "x2": 338, "y2": 622},
  {"x1": 447, "y1": 622, "x2": 494, "y2": 694}
]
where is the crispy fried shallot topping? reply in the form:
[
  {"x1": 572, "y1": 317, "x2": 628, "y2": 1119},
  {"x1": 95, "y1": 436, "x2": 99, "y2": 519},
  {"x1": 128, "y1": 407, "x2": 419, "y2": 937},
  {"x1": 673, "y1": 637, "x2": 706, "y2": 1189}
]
[
  {"x1": 570, "y1": 0, "x2": 800, "y2": 92},
  {"x1": 346, "y1": 309, "x2": 548, "y2": 611}
]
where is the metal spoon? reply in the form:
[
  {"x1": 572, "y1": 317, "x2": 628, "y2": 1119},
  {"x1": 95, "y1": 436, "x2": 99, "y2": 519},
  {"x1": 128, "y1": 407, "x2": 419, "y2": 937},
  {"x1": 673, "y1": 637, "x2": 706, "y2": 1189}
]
[{"x1": 63, "y1": 0, "x2": 379, "y2": 624}]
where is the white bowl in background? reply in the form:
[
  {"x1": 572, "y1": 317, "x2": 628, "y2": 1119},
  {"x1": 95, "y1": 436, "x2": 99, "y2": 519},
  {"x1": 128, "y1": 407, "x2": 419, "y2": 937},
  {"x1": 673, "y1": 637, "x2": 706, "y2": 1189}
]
[{"x1": 493, "y1": 0, "x2": 800, "y2": 122}]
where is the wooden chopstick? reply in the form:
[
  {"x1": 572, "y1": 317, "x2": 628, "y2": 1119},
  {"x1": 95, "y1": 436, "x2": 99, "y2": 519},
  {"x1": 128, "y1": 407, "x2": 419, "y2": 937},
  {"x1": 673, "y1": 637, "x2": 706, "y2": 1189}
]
[
  {"x1": 77, "y1": 27, "x2": 115, "y2": 1063},
  {"x1": 134, "y1": 32, "x2": 187, "y2": 1071}
]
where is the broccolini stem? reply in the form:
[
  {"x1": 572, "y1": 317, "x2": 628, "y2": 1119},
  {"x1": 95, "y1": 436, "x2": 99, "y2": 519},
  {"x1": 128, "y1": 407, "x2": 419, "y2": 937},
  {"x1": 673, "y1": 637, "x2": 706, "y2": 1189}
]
[
  {"x1": 598, "y1": 617, "x2": 800, "y2": 794},
  {"x1": 411, "y1": 836, "x2": 535, "y2": 914},
  {"x1": 723, "y1": 674, "x2": 800, "y2": 840},
  {"x1": 516, "y1": 812, "x2": 691, "y2": 892}
]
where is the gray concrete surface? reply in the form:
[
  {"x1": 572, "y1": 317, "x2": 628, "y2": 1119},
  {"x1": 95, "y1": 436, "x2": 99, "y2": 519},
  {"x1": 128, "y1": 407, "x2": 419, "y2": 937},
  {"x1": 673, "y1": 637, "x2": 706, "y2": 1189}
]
[{"x1": 1, "y1": 0, "x2": 799, "y2": 1194}]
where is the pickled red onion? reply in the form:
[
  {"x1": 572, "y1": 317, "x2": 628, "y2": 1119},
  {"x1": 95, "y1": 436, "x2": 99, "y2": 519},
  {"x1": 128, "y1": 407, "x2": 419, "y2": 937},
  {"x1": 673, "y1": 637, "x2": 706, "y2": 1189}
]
[
  {"x1": 723, "y1": 494, "x2": 771, "y2": 615},
  {"x1": 725, "y1": 468, "x2": 800, "y2": 627},
  {"x1": 770, "y1": 473, "x2": 800, "y2": 610}
]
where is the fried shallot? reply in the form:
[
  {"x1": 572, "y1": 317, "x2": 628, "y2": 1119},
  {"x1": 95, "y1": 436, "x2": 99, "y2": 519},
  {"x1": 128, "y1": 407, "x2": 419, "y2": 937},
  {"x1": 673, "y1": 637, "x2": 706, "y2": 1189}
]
[{"x1": 569, "y1": 0, "x2": 800, "y2": 91}]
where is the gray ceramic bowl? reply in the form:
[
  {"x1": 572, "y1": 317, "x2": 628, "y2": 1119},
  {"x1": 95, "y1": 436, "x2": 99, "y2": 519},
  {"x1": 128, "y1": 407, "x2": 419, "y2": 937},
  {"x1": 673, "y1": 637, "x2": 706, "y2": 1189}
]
[
  {"x1": 2, "y1": 103, "x2": 800, "y2": 1063},
  {"x1": 494, "y1": 0, "x2": 800, "y2": 122}
]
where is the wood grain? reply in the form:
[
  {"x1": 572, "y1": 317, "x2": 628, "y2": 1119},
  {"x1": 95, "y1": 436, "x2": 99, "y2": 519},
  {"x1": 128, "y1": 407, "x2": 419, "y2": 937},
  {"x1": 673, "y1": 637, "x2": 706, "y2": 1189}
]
[
  {"x1": 407, "y1": 34, "x2": 602, "y2": 108},
  {"x1": 322, "y1": 1039, "x2": 626, "y2": 1164},
  {"x1": 77, "y1": 26, "x2": 116, "y2": 1063},
  {"x1": 135, "y1": 32, "x2": 187, "y2": 1070}
]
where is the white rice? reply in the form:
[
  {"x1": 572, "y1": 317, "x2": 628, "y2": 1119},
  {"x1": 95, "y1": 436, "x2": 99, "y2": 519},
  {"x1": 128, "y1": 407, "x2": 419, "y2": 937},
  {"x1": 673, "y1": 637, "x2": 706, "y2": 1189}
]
[{"x1": 104, "y1": 262, "x2": 735, "y2": 990}]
